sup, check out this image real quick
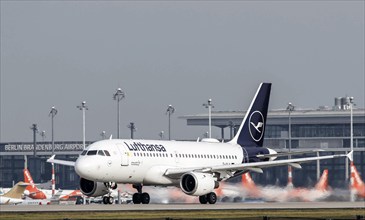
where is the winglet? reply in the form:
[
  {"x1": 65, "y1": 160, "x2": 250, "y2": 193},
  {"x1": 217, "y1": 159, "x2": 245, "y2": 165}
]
[
  {"x1": 47, "y1": 155, "x2": 56, "y2": 163},
  {"x1": 47, "y1": 155, "x2": 75, "y2": 167},
  {"x1": 347, "y1": 150, "x2": 354, "y2": 162},
  {"x1": 109, "y1": 135, "x2": 113, "y2": 140}
]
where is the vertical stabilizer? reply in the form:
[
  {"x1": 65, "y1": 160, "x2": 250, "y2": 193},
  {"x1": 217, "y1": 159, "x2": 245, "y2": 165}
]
[
  {"x1": 229, "y1": 83, "x2": 271, "y2": 147},
  {"x1": 23, "y1": 168, "x2": 36, "y2": 191},
  {"x1": 350, "y1": 162, "x2": 365, "y2": 199},
  {"x1": 287, "y1": 166, "x2": 294, "y2": 188},
  {"x1": 3, "y1": 181, "x2": 28, "y2": 199},
  {"x1": 315, "y1": 169, "x2": 328, "y2": 191},
  {"x1": 23, "y1": 168, "x2": 47, "y2": 199}
]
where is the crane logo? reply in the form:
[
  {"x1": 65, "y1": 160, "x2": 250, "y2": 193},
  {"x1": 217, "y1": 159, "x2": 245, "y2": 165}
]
[{"x1": 249, "y1": 111, "x2": 265, "y2": 142}]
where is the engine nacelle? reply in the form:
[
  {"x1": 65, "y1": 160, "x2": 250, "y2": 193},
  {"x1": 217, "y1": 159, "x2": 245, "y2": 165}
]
[
  {"x1": 180, "y1": 172, "x2": 218, "y2": 196},
  {"x1": 79, "y1": 178, "x2": 109, "y2": 197}
]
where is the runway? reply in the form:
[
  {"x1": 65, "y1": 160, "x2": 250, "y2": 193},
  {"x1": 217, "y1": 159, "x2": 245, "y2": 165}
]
[{"x1": 1, "y1": 201, "x2": 364, "y2": 212}]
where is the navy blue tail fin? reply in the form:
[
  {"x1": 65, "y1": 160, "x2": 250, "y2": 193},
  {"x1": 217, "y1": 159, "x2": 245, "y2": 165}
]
[{"x1": 229, "y1": 83, "x2": 271, "y2": 147}]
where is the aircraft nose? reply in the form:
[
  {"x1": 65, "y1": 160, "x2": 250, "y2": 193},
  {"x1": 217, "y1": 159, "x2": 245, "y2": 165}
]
[{"x1": 75, "y1": 157, "x2": 93, "y2": 179}]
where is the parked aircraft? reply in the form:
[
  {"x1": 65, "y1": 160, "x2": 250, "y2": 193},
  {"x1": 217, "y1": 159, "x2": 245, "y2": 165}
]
[
  {"x1": 0, "y1": 182, "x2": 28, "y2": 205},
  {"x1": 23, "y1": 168, "x2": 49, "y2": 199},
  {"x1": 23, "y1": 168, "x2": 83, "y2": 202},
  {"x1": 350, "y1": 162, "x2": 365, "y2": 200},
  {"x1": 48, "y1": 83, "x2": 352, "y2": 204},
  {"x1": 241, "y1": 169, "x2": 330, "y2": 202}
]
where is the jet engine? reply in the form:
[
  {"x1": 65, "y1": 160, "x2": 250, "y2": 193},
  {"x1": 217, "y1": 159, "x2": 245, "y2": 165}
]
[
  {"x1": 180, "y1": 172, "x2": 219, "y2": 196},
  {"x1": 79, "y1": 178, "x2": 109, "y2": 197}
]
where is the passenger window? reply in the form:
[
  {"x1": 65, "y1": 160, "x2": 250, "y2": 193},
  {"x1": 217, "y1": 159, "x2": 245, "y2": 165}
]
[
  {"x1": 104, "y1": 150, "x2": 111, "y2": 156},
  {"x1": 87, "y1": 150, "x2": 97, "y2": 156},
  {"x1": 97, "y1": 150, "x2": 105, "y2": 156},
  {"x1": 81, "y1": 150, "x2": 87, "y2": 155}
]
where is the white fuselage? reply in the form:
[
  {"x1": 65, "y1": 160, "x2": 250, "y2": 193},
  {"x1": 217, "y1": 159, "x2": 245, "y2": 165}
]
[
  {"x1": 75, "y1": 139, "x2": 244, "y2": 185},
  {"x1": 0, "y1": 196, "x2": 23, "y2": 205}
]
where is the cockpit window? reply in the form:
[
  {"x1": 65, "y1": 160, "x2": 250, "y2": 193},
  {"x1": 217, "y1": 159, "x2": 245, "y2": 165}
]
[
  {"x1": 81, "y1": 150, "x2": 87, "y2": 155},
  {"x1": 97, "y1": 150, "x2": 105, "y2": 156},
  {"x1": 104, "y1": 150, "x2": 111, "y2": 156},
  {"x1": 87, "y1": 150, "x2": 97, "y2": 156}
]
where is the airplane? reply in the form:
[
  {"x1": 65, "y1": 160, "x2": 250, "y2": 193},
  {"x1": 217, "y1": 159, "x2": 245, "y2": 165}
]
[
  {"x1": 350, "y1": 162, "x2": 365, "y2": 200},
  {"x1": 241, "y1": 169, "x2": 330, "y2": 202},
  {"x1": 23, "y1": 168, "x2": 49, "y2": 199},
  {"x1": 48, "y1": 82, "x2": 353, "y2": 204},
  {"x1": 23, "y1": 167, "x2": 83, "y2": 202},
  {"x1": 0, "y1": 182, "x2": 28, "y2": 205}
]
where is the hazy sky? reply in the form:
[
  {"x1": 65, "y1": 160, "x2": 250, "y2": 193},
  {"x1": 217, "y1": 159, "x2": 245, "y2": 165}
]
[{"x1": 1, "y1": 1, "x2": 364, "y2": 142}]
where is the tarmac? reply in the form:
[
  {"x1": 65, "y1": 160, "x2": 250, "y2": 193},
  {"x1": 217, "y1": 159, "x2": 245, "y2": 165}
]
[{"x1": 1, "y1": 201, "x2": 364, "y2": 212}]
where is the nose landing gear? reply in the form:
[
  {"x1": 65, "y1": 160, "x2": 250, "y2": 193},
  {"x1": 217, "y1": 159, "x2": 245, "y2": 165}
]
[
  {"x1": 102, "y1": 182, "x2": 118, "y2": 204},
  {"x1": 132, "y1": 184, "x2": 150, "y2": 204},
  {"x1": 102, "y1": 195, "x2": 114, "y2": 204}
]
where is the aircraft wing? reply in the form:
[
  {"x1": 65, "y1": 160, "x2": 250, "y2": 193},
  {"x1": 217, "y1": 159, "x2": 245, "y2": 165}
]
[
  {"x1": 256, "y1": 149, "x2": 324, "y2": 159},
  {"x1": 47, "y1": 155, "x2": 75, "y2": 167},
  {"x1": 164, "y1": 151, "x2": 353, "y2": 177}
]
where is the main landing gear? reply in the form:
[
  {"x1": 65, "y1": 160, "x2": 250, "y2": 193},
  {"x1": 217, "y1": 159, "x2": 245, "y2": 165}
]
[
  {"x1": 132, "y1": 184, "x2": 150, "y2": 204},
  {"x1": 199, "y1": 192, "x2": 217, "y2": 204}
]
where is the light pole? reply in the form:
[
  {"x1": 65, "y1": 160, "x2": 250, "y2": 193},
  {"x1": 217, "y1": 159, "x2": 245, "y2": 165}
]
[
  {"x1": 286, "y1": 102, "x2": 295, "y2": 187},
  {"x1": 166, "y1": 105, "x2": 175, "y2": 140},
  {"x1": 77, "y1": 101, "x2": 88, "y2": 150},
  {"x1": 100, "y1": 131, "x2": 106, "y2": 140},
  {"x1": 159, "y1": 131, "x2": 164, "y2": 140},
  {"x1": 228, "y1": 121, "x2": 235, "y2": 140},
  {"x1": 286, "y1": 102, "x2": 295, "y2": 153},
  {"x1": 203, "y1": 99, "x2": 214, "y2": 138},
  {"x1": 113, "y1": 88, "x2": 125, "y2": 139},
  {"x1": 30, "y1": 124, "x2": 38, "y2": 157},
  {"x1": 39, "y1": 131, "x2": 46, "y2": 142},
  {"x1": 127, "y1": 122, "x2": 136, "y2": 139},
  {"x1": 49, "y1": 106, "x2": 57, "y2": 155},
  {"x1": 350, "y1": 97, "x2": 354, "y2": 152},
  {"x1": 349, "y1": 97, "x2": 355, "y2": 202}
]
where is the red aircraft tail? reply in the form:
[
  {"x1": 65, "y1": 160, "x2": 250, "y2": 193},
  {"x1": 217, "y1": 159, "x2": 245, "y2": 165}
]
[
  {"x1": 241, "y1": 172, "x2": 261, "y2": 197},
  {"x1": 350, "y1": 162, "x2": 365, "y2": 199},
  {"x1": 23, "y1": 168, "x2": 47, "y2": 199},
  {"x1": 314, "y1": 169, "x2": 328, "y2": 192}
]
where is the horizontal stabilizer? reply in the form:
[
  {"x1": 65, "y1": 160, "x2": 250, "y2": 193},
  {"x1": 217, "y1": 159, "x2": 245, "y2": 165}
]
[{"x1": 288, "y1": 163, "x2": 302, "y2": 169}]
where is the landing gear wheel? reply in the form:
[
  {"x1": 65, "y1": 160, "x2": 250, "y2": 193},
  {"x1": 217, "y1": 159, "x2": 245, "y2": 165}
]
[
  {"x1": 207, "y1": 192, "x2": 217, "y2": 204},
  {"x1": 133, "y1": 193, "x2": 141, "y2": 204},
  {"x1": 141, "y1": 192, "x2": 150, "y2": 204},
  {"x1": 102, "y1": 196, "x2": 109, "y2": 204},
  {"x1": 199, "y1": 195, "x2": 208, "y2": 204},
  {"x1": 108, "y1": 196, "x2": 114, "y2": 204}
]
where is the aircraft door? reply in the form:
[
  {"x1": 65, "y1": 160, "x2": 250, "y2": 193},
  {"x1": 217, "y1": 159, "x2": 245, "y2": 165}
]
[
  {"x1": 174, "y1": 151, "x2": 179, "y2": 163},
  {"x1": 117, "y1": 144, "x2": 129, "y2": 166}
]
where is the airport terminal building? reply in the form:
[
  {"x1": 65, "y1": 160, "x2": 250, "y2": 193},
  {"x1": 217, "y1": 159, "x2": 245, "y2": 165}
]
[{"x1": 1, "y1": 101, "x2": 364, "y2": 190}]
